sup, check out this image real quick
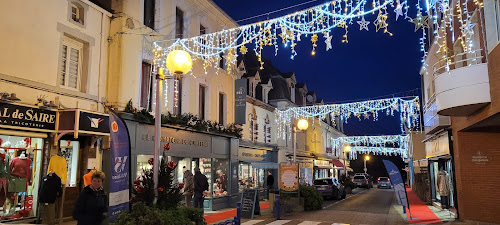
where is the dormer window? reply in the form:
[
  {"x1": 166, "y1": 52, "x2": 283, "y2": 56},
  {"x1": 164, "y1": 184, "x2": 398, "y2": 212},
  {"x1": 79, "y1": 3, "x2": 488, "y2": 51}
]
[{"x1": 70, "y1": 2, "x2": 84, "y2": 24}]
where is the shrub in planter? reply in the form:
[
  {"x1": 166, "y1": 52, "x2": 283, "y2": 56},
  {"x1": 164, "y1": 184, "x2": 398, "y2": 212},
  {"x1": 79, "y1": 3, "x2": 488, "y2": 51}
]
[
  {"x1": 112, "y1": 203, "x2": 205, "y2": 225},
  {"x1": 299, "y1": 185, "x2": 323, "y2": 211}
]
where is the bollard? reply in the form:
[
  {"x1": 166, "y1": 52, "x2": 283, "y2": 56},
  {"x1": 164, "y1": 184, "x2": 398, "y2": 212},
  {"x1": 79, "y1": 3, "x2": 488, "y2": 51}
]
[
  {"x1": 276, "y1": 195, "x2": 280, "y2": 220},
  {"x1": 236, "y1": 202, "x2": 241, "y2": 225}
]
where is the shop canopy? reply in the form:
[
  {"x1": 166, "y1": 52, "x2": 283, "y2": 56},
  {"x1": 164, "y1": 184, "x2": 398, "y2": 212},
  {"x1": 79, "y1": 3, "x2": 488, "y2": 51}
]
[
  {"x1": 331, "y1": 159, "x2": 344, "y2": 168},
  {"x1": 240, "y1": 160, "x2": 279, "y2": 169}
]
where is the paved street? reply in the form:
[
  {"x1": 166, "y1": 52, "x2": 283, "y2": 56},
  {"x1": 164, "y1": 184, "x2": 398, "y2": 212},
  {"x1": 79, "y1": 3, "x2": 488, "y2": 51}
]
[{"x1": 242, "y1": 187, "x2": 409, "y2": 225}]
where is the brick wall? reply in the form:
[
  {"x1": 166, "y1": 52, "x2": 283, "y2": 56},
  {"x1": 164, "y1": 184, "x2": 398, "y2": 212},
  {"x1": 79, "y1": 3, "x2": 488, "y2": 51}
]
[{"x1": 452, "y1": 131, "x2": 500, "y2": 223}]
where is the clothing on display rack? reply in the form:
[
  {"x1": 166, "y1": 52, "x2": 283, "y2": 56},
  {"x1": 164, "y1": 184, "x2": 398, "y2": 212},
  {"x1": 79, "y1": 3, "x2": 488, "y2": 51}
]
[
  {"x1": 9, "y1": 156, "x2": 31, "y2": 183},
  {"x1": 39, "y1": 173, "x2": 62, "y2": 204},
  {"x1": 83, "y1": 169, "x2": 96, "y2": 187},
  {"x1": 47, "y1": 155, "x2": 67, "y2": 185}
]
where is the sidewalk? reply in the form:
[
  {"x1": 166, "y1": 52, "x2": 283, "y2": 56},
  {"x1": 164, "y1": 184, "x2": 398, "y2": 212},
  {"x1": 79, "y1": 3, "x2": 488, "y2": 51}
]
[{"x1": 206, "y1": 201, "x2": 270, "y2": 224}]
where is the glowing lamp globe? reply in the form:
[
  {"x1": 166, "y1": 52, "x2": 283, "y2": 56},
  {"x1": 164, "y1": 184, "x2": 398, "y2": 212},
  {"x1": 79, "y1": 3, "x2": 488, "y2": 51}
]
[
  {"x1": 365, "y1": 156, "x2": 370, "y2": 161},
  {"x1": 297, "y1": 119, "x2": 309, "y2": 131},
  {"x1": 345, "y1": 145, "x2": 351, "y2": 152},
  {"x1": 166, "y1": 50, "x2": 193, "y2": 75}
]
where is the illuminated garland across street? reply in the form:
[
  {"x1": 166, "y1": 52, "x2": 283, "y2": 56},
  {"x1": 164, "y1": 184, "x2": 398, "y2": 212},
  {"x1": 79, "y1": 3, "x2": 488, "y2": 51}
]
[
  {"x1": 330, "y1": 134, "x2": 409, "y2": 159},
  {"x1": 349, "y1": 146, "x2": 408, "y2": 159},
  {"x1": 153, "y1": 0, "x2": 428, "y2": 74},
  {"x1": 275, "y1": 97, "x2": 420, "y2": 140}
]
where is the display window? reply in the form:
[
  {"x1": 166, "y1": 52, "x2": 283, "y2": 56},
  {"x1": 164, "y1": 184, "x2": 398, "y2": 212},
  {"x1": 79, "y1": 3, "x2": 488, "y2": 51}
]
[
  {"x1": 238, "y1": 163, "x2": 266, "y2": 192},
  {"x1": 212, "y1": 158, "x2": 228, "y2": 197},
  {"x1": 58, "y1": 140, "x2": 80, "y2": 187},
  {"x1": 0, "y1": 134, "x2": 44, "y2": 220}
]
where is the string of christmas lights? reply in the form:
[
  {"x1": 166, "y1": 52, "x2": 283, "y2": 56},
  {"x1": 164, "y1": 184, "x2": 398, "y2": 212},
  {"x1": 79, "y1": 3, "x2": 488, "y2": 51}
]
[
  {"x1": 330, "y1": 134, "x2": 409, "y2": 157},
  {"x1": 348, "y1": 146, "x2": 408, "y2": 159},
  {"x1": 152, "y1": 0, "x2": 416, "y2": 74},
  {"x1": 275, "y1": 97, "x2": 420, "y2": 139}
]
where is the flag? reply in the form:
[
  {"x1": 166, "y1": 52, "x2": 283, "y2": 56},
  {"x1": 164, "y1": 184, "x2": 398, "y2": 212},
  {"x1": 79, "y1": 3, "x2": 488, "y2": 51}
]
[
  {"x1": 382, "y1": 160, "x2": 409, "y2": 209},
  {"x1": 108, "y1": 112, "x2": 130, "y2": 221}
]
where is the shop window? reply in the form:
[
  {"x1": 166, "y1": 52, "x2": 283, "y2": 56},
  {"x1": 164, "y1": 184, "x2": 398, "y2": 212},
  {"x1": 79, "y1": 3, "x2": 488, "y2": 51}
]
[
  {"x1": 198, "y1": 158, "x2": 212, "y2": 197},
  {"x1": 59, "y1": 140, "x2": 80, "y2": 187},
  {"x1": 0, "y1": 135, "x2": 44, "y2": 220},
  {"x1": 212, "y1": 158, "x2": 228, "y2": 197}
]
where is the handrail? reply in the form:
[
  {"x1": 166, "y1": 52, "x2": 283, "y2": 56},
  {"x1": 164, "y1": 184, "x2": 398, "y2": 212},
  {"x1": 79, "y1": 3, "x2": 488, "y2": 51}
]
[
  {"x1": 423, "y1": 94, "x2": 436, "y2": 113},
  {"x1": 432, "y1": 49, "x2": 485, "y2": 76}
]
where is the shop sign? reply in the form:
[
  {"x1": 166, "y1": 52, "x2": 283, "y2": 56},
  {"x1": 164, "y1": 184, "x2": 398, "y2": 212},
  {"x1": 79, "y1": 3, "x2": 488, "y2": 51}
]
[
  {"x1": 299, "y1": 161, "x2": 313, "y2": 168},
  {"x1": 239, "y1": 148, "x2": 266, "y2": 161},
  {"x1": 280, "y1": 164, "x2": 299, "y2": 192},
  {"x1": 426, "y1": 134, "x2": 450, "y2": 158},
  {"x1": 313, "y1": 160, "x2": 329, "y2": 167},
  {"x1": 78, "y1": 111, "x2": 110, "y2": 134},
  {"x1": 472, "y1": 151, "x2": 490, "y2": 165},
  {"x1": 0, "y1": 102, "x2": 56, "y2": 132},
  {"x1": 234, "y1": 79, "x2": 247, "y2": 124}
]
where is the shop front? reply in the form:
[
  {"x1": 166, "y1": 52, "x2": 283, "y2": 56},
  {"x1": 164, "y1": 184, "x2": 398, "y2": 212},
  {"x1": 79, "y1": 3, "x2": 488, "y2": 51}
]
[
  {"x1": 237, "y1": 146, "x2": 278, "y2": 200},
  {"x1": 127, "y1": 120, "x2": 239, "y2": 211},
  {"x1": 313, "y1": 160, "x2": 333, "y2": 180},
  {"x1": 0, "y1": 102, "x2": 56, "y2": 222},
  {"x1": 426, "y1": 131, "x2": 456, "y2": 212},
  {"x1": 298, "y1": 159, "x2": 314, "y2": 185}
]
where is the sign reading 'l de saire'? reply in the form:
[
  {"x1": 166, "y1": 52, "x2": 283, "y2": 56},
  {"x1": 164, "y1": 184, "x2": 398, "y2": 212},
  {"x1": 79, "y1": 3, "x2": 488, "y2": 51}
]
[{"x1": 0, "y1": 103, "x2": 56, "y2": 131}]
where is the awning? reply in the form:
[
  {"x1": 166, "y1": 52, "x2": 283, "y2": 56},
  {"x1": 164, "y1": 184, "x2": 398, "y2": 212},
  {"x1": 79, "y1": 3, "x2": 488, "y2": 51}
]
[
  {"x1": 331, "y1": 159, "x2": 344, "y2": 168},
  {"x1": 315, "y1": 165, "x2": 333, "y2": 169},
  {"x1": 240, "y1": 160, "x2": 279, "y2": 169}
]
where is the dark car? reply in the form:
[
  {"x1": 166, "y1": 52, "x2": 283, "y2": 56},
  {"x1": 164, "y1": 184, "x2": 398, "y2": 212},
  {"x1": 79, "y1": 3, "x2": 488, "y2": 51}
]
[
  {"x1": 352, "y1": 175, "x2": 372, "y2": 189},
  {"x1": 313, "y1": 178, "x2": 346, "y2": 200},
  {"x1": 377, "y1": 177, "x2": 391, "y2": 189}
]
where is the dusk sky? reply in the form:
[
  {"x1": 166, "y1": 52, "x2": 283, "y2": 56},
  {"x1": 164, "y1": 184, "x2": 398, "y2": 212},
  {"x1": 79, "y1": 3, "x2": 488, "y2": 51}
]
[{"x1": 213, "y1": 0, "x2": 423, "y2": 137}]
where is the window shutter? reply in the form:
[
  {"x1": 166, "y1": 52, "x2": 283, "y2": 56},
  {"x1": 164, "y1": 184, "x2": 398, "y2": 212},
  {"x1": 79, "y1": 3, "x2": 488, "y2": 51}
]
[
  {"x1": 60, "y1": 45, "x2": 67, "y2": 86},
  {"x1": 68, "y1": 47, "x2": 80, "y2": 89}
]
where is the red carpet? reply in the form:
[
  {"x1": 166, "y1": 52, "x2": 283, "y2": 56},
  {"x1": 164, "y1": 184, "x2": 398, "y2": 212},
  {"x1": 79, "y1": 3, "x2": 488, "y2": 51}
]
[
  {"x1": 204, "y1": 202, "x2": 270, "y2": 224},
  {"x1": 405, "y1": 187, "x2": 442, "y2": 224}
]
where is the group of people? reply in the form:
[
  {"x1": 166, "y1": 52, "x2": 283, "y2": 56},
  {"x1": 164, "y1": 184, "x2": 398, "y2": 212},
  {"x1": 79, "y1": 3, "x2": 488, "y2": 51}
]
[{"x1": 182, "y1": 167, "x2": 209, "y2": 208}]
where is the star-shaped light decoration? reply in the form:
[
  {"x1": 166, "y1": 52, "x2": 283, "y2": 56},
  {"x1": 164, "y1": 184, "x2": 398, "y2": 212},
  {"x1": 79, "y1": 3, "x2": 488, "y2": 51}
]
[
  {"x1": 411, "y1": 15, "x2": 430, "y2": 32},
  {"x1": 460, "y1": 21, "x2": 476, "y2": 36},
  {"x1": 394, "y1": 5, "x2": 404, "y2": 21},
  {"x1": 311, "y1": 33, "x2": 318, "y2": 55},
  {"x1": 363, "y1": 113, "x2": 370, "y2": 120},
  {"x1": 357, "y1": 17, "x2": 370, "y2": 31},
  {"x1": 374, "y1": 13, "x2": 389, "y2": 32},
  {"x1": 325, "y1": 35, "x2": 333, "y2": 51},
  {"x1": 239, "y1": 45, "x2": 248, "y2": 55}
]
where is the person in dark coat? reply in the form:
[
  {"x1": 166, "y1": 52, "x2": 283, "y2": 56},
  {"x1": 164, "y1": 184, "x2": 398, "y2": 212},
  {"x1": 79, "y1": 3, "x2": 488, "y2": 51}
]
[
  {"x1": 73, "y1": 171, "x2": 108, "y2": 225},
  {"x1": 266, "y1": 171, "x2": 274, "y2": 199},
  {"x1": 193, "y1": 167, "x2": 208, "y2": 209}
]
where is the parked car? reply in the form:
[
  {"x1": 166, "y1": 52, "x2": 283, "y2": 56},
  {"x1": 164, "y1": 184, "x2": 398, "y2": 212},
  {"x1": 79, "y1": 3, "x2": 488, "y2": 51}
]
[
  {"x1": 352, "y1": 175, "x2": 372, "y2": 189},
  {"x1": 313, "y1": 178, "x2": 346, "y2": 199},
  {"x1": 377, "y1": 177, "x2": 391, "y2": 189}
]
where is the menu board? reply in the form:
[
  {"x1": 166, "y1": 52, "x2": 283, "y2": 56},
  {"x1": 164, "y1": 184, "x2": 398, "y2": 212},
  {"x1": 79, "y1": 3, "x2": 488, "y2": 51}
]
[
  {"x1": 280, "y1": 164, "x2": 299, "y2": 192},
  {"x1": 240, "y1": 189, "x2": 260, "y2": 219}
]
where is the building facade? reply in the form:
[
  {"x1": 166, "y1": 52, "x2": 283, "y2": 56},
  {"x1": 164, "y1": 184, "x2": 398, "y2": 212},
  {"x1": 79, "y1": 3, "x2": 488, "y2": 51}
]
[
  {"x1": 421, "y1": 0, "x2": 500, "y2": 222},
  {"x1": 0, "y1": 0, "x2": 111, "y2": 222}
]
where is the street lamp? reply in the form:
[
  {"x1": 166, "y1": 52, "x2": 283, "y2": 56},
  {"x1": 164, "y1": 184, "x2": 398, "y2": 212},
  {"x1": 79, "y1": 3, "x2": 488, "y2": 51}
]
[
  {"x1": 154, "y1": 50, "x2": 192, "y2": 201},
  {"x1": 364, "y1": 155, "x2": 370, "y2": 174},
  {"x1": 293, "y1": 118, "x2": 309, "y2": 164}
]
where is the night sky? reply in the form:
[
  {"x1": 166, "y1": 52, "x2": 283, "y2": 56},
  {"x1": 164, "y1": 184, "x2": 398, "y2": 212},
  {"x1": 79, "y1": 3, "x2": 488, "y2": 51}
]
[{"x1": 213, "y1": 0, "x2": 419, "y2": 176}]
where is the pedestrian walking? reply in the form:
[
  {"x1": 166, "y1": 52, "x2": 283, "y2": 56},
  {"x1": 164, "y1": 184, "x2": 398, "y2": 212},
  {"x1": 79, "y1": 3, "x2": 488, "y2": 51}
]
[
  {"x1": 193, "y1": 167, "x2": 209, "y2": 209},
  {"x1": 266, "y1": 170, "x2": 274, "y2": 199},
  {"x1": 73, "y1": 171, "x2": 108, "y2": 225},
  {"x1": 183, "y1": 169, "x2": 194, "y2": 208},
  {"x1": 436, "y1": 170, "x2": 450, "y2": 209}
]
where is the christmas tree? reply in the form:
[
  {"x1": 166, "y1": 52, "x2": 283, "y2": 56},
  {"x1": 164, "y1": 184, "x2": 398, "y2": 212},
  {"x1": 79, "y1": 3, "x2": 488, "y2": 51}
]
[{"x1": 132, "y1": 152, "x2": 183, "y2": 210}]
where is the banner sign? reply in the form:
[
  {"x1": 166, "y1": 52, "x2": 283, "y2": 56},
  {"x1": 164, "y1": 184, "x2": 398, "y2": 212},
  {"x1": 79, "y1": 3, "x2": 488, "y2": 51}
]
[
  {"x1": 0, "y1": 102, "x2": 56, "y2": 132},
  {"x1": 234, "y1": 79, "x2": 247, "y2": 124},
  {"x1": 280, "y1": 164, "x2": 299, "y2": 192},
  {"x1": 79, "y1": 111, "x2": 110, "y2": 134},
  {"x1": 108, "y1": 112, "x2": 130, "y2": 221},
  {"x1": 382, "y1": 160, "x2": 409, "y2": 209}
]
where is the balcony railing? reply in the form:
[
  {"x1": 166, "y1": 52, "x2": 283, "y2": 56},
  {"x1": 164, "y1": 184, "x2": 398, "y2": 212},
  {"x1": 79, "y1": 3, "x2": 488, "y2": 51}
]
[{"x1": 432, "y1": 49, "x2": 486, "y2": 76}]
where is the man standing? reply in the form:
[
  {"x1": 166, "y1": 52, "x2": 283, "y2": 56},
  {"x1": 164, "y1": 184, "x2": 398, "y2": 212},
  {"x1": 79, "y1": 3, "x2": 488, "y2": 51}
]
[
  {"x1": 266, "y1": 170, "x2": 274, "y2": 199},
  {"x1": 193, "y1": 167, "x2": 208, "y2": 209}
]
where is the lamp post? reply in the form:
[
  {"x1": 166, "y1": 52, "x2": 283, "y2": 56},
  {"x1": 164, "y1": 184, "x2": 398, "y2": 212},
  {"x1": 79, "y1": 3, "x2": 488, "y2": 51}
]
[
  {"x1": 293, "y1": 118, "x2": 309, "y2": 164},
  {"x1": 364, "y1": 155, "x2": 370, "y2": 174},
  {"x1": 154, "y1": 50, "x2": 192, "y2": 201}
]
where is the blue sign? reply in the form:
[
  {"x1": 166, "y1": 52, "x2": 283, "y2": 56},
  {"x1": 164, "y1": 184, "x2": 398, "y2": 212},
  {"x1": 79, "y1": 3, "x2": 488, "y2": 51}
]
[
  {"x1": 108, "y1": 112, "x2": 130, "y2": 221},
  {"x1": 382, "y1": 160, "x2": 409, "y2": 209}
]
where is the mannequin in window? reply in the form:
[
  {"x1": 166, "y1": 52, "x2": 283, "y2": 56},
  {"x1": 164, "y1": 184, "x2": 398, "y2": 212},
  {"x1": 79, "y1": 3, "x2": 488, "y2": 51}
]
[
  {"x1": 0, "y1": 148, "x2": 9, "y2": 207},
  {"x1": 9, "y1": 151, "x2": 32, "y2": 193},
  {"x1": 436, "y1": 169, "x2": 450, "y2": 209}
]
